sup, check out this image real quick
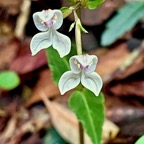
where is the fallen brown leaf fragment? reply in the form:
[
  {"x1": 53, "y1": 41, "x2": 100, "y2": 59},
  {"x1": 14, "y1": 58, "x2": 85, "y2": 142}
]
[
  {"x1": 10, "y1": 40, "x2": 47, "y2": 74},
  {"x1": 109, "y1": 80, "x2": 144, "y2": 98},
  {"x1": 104, "y1": 45, "x2": 144, "y2": 98},
  {"x1": 25, "y1": 69, "x2": 59, "y2": 107},
  {"x1": 40, "y1": 90, "x2": 119, "y2": 144},
  {"x1": 0, "y1": 116, "x2": 17, "y2": 144},
  {"x1": 96, "y1": 43, "x2": 129, "y2": 80},
  {"x1": 0, "y1": 106, "x2": 50, "y2": 144},
  {"x1": 0, "y1": 37, "x2": 19, "y2": 70}
]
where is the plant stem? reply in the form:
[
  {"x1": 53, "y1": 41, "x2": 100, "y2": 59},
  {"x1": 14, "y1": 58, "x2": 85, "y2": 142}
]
[
  {"x1": 63, "y1": 2, "x2": 80, "y2": 19},
  {"x1": 79, "y1": 122, "x2": 84, "y2": 144},
  {"x1": 74, "y1": 8, "x2": 84, "y2": 144},
  {"x1": 74, "y1": 10, "x2": 82, "y2": 55}
]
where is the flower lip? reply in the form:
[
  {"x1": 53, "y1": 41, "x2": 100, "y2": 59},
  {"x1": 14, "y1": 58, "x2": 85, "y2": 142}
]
[{"x1": 70, "y1": 54, "x2": 97, "y2": 74}]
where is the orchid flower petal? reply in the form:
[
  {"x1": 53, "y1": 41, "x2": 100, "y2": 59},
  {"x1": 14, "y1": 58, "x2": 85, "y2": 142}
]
[
  {"x1": 33, "y1": 11, "x2": 52, "y2": 31},
  {"x1": 30, "y1": 31, "x2": 52, "y2": 56},
  {"x1": 70, "y1": 55, "x2": 98, "y2": 74},
  {"x1": 52, "y1": 31, "x2": 71, "y2": 58},
  {"x1": 70, "y1": 56, "x2": 81, "y2": 74},
  {"x1": 84, "y1": 55, "x2": 98, "y2": 74},
  {"x1": 52, "y1": 10, "x2": 63, "y2": 30},
  {"x1": 58, "y1": 71, "x2": 80, "y2": 95},
  {"x1": 81, "y1": 72, "x2": 103, "y2": 96}
]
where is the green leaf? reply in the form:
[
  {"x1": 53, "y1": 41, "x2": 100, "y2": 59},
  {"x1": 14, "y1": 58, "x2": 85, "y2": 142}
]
[
  {"x1": 0, "y1": 71, "x2": 20, "y2": 90},
  {"x1": 135, "y1": 135, "x2": 144, "y2": 144},
  {"x1": 61, "y1": 7, "x2": 69, "y2": 12},
  {"x1": 46, "y1": 44, "x2": 77, "y2": 84},
  {"x1": 61, "y1": 7, "x2": 73, "y2": 18},
  {"x1": 101, "y1": 2, "x2": 144, "y2": 46},
  {"x1": 69, "y1": 89, "x2": 105, "y2": 144},
  {"x1": 46, "y1": 47, "x2": 70, "y2": 84},
  {"x1": 86, "y1": 0, "x2": 105, "y2": 9}
]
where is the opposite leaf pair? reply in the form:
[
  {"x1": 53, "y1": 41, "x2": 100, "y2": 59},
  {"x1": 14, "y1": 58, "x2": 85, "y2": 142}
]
[{"x1": 30, "y1": 9, "x2": 102, "y2": 96}]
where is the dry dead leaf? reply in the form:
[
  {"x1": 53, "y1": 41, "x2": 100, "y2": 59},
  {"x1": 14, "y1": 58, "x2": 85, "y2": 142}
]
[
  {"x1": 0, "y1": 37, "x2": 19, "y2": 70},
  {"x1": 25, "y1": 69, "x2": 59, "y2": 107},
  {"x1": 10, "y1": 39, "x2": 47, "y2": 74},
  {"x1": 0, "y1": 107, "x2": 50, "y2": 144},
  {"x1": 40, "y1": 91, "x2": 119, "y2": 144},
  {"x1": 0, "y1": 116, "x2": 17, "y2": 144},
  {"x1": 96, "y1": 43, "x2": 129, "y2": 80},
  {"x1": 108, "y1": 49, "x2": 144, "y2": 80},
  {"x1": 104, "y1": 45, "x2": 144, "y2": 98},
  {"x1": 109, "y1": 80, "x2": 144, "y2": 98}
]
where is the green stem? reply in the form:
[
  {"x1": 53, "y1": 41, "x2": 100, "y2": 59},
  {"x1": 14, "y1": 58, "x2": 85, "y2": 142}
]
[
  {"x1": 63, "y1": 2, "x2": 80, "y2": 19},
  {"x1": 79, "y1": 122, "x2": 84, "y2": 144},
  {"x1": 74, "y1": 10, "x2": 82, "y2": 55},
  {"x1": 74, "y1": 8, "x2": 84, "y2": 144}
]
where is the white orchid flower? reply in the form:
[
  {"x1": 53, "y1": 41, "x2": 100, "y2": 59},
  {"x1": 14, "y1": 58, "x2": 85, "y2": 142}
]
[
  {"x1": 30, "y1": 9, "x2": 71, "y2": 58},
  {"x1": 58, "y1": 54, "x2": 103, "y2": 96}
]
